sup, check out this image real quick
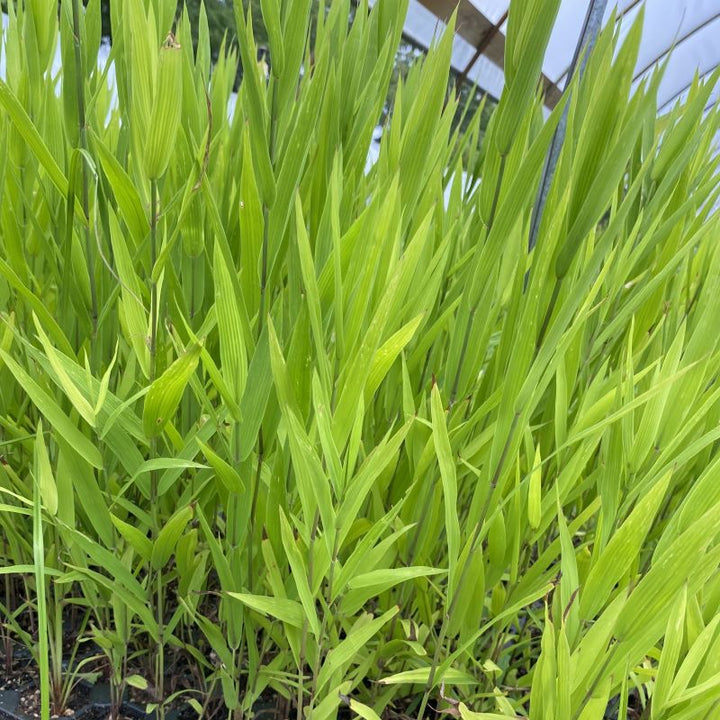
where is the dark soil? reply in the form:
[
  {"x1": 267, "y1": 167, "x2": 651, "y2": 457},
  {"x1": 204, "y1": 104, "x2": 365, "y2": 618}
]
[
  {"x1": 0, "y1": 656, "x2": 34, "y2": 693},
  {"x1": 7, "y1": 682, "x2": 91, "y2": 718},
  {"x1": 74, "y1": 708, "x2": 144, "y2": 720}
]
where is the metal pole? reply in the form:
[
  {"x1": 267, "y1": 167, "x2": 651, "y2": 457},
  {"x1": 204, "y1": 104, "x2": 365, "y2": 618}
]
[{"x1": 527, "y1": 0, "x2": 610, "y2": 252}]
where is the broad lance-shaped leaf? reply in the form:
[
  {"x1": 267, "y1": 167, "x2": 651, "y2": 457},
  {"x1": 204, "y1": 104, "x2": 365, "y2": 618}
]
[
  {"x1": 34, "y1": 421, "x2": 57, "y2": 516},
  {"x1": 342, "y1": 698, "x2": 382, "y2": 720},
  {"x1": 652, "y1": 585, "x2": 686, "y2": 719},
  {"x1": 33, "y1": 313, "x2": 95, "y2": 427},
  {"x1": 458, "y1": 705, "x2": 519, "y2": 720},
  {"x1": 580, "y1": 469, "x2": 671, "y2": 620},
  {"x1": 295, "y1": 196, "x2": 332, "y2": 392},
  {"x1": 226, "y1": 593, "x2": 305, "y2": 629},
  {"x1": 213, "y1": 238, "x2": 247, "y2": 406},
  {"x1": 613, "y1": 503, "x2": 720, "y2": 653},
  {"x1": 668, "y1": 614, "x2": 720, "y2": 701},
  {"x1": 279, "y1": 509, "x2": 320, "y2": 637},
  {"x1": 61, "y1": 527, "x2": 159, "y2": 640},
  {"x1": 365, "y1": 313, "x2": 424, "y2": 401},
  {"x1": 237, "y1": 325, "x2": 273, "y2": 461},
  {"x1": 31, "y1": 421, "x2": 50, "y2": 720},
  {"x1": 196, "y1": 440, "x2": 244, "y2": 494},
  {"x1": 151, "y1": 504, "x2": 194, "y2": 569},
  {"x1": 143, "y1": 33, "x2": 183, "y2": 180},
  {"x1": 528, "y1": 443, "x2": 542, "y2": 530},
  {"x1": 0, "y1": 78, "x2": 71, "y2": 201},
  {"x1": 92, "y1": 132, "x2": 150, "y2": 248},
  {"x1": 107, "y1": 207, "x2": 150, "y2": 378},
  {"x1": 347, "y1": 566, "x2": 443, "y2": 590},
  {"x1": 0, "y1": 349, "x2": 103, "y2": 469},
  {"x1": 143, "y1": 342, "x2": 203, "y2": 438},
  {"x1": 494, "y1": 0, "x2": 561, "y2": 153},
  {"x1": 315, "y1": 606, "x2": 399, "y2": 695},
  {"x1": 431, "y1": 383, "x2": 460, "y2": 603},
  {"x1": 341, "y1": 566, "x2": 445, "y2": 614},
  {"x1": 335, "y1": 419, "x2": 412, "y2": 548},
  {"x1": 260, "y1": 0, "x2": 284, "y2": 76},
  {"x1": 111, "y1": 514, "x2": 152, "y2": 562},
  {"x1": 529, "y1": 608, "x2": 556, "y2": 720},
  {"x1": 379, "y1": 667, "x2": 478, "y2": 686}
]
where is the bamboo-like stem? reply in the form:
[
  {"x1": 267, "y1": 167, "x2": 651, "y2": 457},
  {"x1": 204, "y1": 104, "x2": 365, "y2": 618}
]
[
  {"x1": 571, "y1": 642, "x2": 617, "y2": 720},
  {"x1": 297, "y1": 620, "x2": 308, "y2": 720},
  {"x1": 536, "y1": 277, "x2": 561, "y2": 351},
  {"x1": 449, "y1": 154, "x2": 506, "y2": 408},
  {"x1": 149, "y1": 179, "x2": 159, "y2": 384},
  {"x1": 148, "y1": 179, "x2": 165, "y2": 718},
  {"x1": 71, "y1": 0, "x2": 98, "y2": 353},
  {"x1": 33, "y1": 479, "x2": 50, "y2": 720},
  {"x1": 50, "y1": 569, "x2": 63, "y2": 713},
  {"x1": 249, "y1": 68, "x2": 278, "y2": 606},
  {"x1": 413, "y1": 161, "x2": 513, "y2": 707},
  {"x1": 2, "y1": 562, "x2": 12, "y2": 674},
  {"x1": 307, "y1": 511, "x2": 324, "y2": 709},
  {"x1": 247, "y1": 431, "x2": 264, "y2": 592},
  {"x1": 256, "y1": 76, "x2": 279, "y2": 341},
  {"x1": 416, "y1": 411, "x2": 519, "y2": 720}
]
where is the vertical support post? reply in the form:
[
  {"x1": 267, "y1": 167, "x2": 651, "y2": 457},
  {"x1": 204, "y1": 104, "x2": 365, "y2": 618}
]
[{"x1": 528, "y1": 0, "x2": 609, "y2": 252}]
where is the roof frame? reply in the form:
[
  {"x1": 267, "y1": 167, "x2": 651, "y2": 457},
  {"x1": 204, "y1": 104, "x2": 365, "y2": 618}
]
[{"x1": 633, "y1": 10, "x2": 720, "y2": 82}]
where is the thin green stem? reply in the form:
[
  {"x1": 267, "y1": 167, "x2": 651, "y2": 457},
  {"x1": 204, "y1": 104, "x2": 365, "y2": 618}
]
[
  {"x1": 50, "y1": 580, "x2": 63, "y2": 713},
  {"x1": 449, "y1": 154, "x2": 506, "y2": 407},
  {"x1": 247, "y1": 429, "x2": 263, "y2": 591},
  {"x1": 307, "y1": 511, "x2": 325, "y2": 709},
  {"x1": 417, "y1": 411, "x2": 519, "y2": 720},
  {"x1": 149, "y1": 179, "x2": 159, "y2": 384},
  {"x1": 71, "y1": 0, "x2": 98, "y2": 350},
  {"x1": 257, "y1": 78, "x2": 279, "y2": 340},
  {"x1": 148, "y1": 179, "x2": 164, "y2": 718},
  {"x1": 297, "y1": 620, "x2": 308, "y2": 720},
  {"x1": 247, "y1": 69, "x2": 279, "y2": 666},
  {"x1": 571, "y1": 642, "x2": 617, "y2": 720},
  {"x1": 536, "y1": 277, "x2": 561, "y2": 352},
  {"x1": 33, "y1": 477, "x2": 49, "y2": 720}
]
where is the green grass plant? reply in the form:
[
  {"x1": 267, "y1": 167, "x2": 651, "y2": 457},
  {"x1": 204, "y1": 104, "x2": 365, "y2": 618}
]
[{"x1": 1, "y1": 0, "x2": 720, "y2": 718}]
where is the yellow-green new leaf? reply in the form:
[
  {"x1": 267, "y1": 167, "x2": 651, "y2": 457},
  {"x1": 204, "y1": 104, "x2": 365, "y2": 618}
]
[
  {"x1": 111, "y1": 514, "x2": 153, "y2": 562},
  {"x1": 144, "y1": 34, "x2": 183, "y2": 180},
  {"x1": 380, "y1": 667, "x2": 478, "y2": 686},
  {"x1": 279, "y1": 510, "x2": 320, "y2": 637},
  {"x1": 226, "y1": 593, "x2": 305, "y2": 629},
  {"x1": 34, "y1": 421, "x2": 58, "y2": 516},
  {"x1": 143, "y1": 342, "x2": 203, "y2": 438},
  {"x1": 652, "y1": 585, "x2": 687, "y2": 719},
  {"x1": 315, "y1": 606, "x2": 399, "y2": 695},
  {"x1": 528, "y1": 444, "x2": 542, "y2": 530},
  {"x1": 213, "y1": 240, "x2": 248, "y2": 405},
  {"x1": 343, "y1": 698, "x2": 382, "y2": 720},
  {"x1": 197, "y1": 440, "x2": 244, "y2": 494},
  {"x1": 151, "y1": 505, "x2": 194, "y2": 569},
  {"x1": 0, "y1": 350, "x2": 103, "y2": 469},
  {"x1": 459, "y1": 705, "x2": 518, "y2": 720},
  {"x1": 581, "y1": 469, "x2": 672, "y2": 620},
  {"x1": 33, "y1": 314, "x2": 95, "y2": 428},
  {"x1": 431, "y1": 383, "x2": 460, "y2": 602}
]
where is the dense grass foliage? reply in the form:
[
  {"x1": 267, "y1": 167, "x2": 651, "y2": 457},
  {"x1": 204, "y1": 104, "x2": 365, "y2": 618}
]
[{"x1": 1, "y1": 0, "x2": 720, "y2": 718}]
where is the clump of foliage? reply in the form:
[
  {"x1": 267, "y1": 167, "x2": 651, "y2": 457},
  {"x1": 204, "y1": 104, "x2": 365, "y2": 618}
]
[{"x1": 1, "y1": 0, "x2": 720, "y2": 719}]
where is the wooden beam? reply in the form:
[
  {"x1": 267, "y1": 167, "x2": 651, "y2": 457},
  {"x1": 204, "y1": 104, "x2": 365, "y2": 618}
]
[{"x1": 415, "y1": 0, "x2": 563, "y2": 107}]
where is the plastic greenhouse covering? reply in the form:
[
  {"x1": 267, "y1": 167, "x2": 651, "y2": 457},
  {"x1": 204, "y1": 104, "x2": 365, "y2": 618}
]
[
  {"x1": 3, "y1": 2, "x2": 718, "y2": 117},
  {"x1": 398, "y1": 0, "x2": 720, "y2": 114}
]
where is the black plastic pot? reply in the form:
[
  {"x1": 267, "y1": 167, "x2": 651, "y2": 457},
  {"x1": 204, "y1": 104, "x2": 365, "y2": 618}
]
[{"x1": 0, "y1": 682, "x2": 189, "y2": 720}]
